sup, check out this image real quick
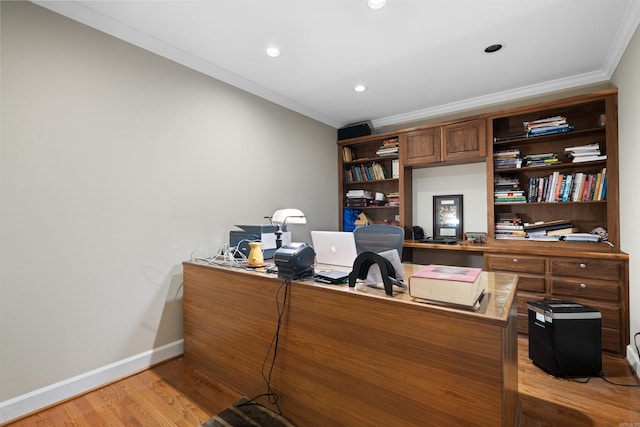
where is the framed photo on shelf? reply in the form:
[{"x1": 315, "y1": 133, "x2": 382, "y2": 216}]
[{"x1": 433, "y1": 194, "x2": 463, "y2": 240}]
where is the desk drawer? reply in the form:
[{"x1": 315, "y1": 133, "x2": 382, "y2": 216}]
[
  {"x1": 486, "y1": 254, "x2": 545, "y2": 274},
  {"x1": 551, "y1": 278, "x2": 620, "y2": 303},
  {"x1": 550, "y1": 258, "x2": 622, "y2": 282},
  {"x1": 517, "y1": 275, "x2": 546, "y2": 293}
]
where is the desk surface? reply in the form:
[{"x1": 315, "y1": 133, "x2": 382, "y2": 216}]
[
  {"x1": 280, "y1": 262, "x2": 515, "y2": 324},
  {"x1": 183, "y1": 261, "x2": 519, "y2": 426}
]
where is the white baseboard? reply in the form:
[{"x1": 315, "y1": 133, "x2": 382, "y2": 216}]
[
  {"x1": 627, "y1": 343, "x2": 640, "y2": 379},
  {"x1": 0, "y1": 339, "x2": 184, "y2": 424}
]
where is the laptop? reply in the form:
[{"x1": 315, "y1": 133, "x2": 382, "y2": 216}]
[{"x1": 311, "y1": 231, "x2": 358, "y2": 268}]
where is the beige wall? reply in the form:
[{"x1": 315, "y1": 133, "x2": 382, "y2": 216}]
[
  {"x1": 2, "y1": 0, "x2": 638, "y2": 420},
  {"x1": 612, "y1": 21, "x2": 640, "y2": 363},
  {"x1": 0, "y1": 0, "x2": 336, "y2": 405}
]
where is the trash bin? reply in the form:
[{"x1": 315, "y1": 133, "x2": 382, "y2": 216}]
[{"x1": 527, "y1": 300, "x2": 602, "y2": 377}]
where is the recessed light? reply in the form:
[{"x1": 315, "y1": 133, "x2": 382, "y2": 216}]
[
  {"x1": 354, "y1": 84, "x2": 367, "y2": 93},
  {"x1": 266, "y1": 47, "x2": 280, "y2": 58},
  {"x1": 367, "y1": 0, "x2": 387, "y2": 10},
  {"x1": 484, "y1": 44, "x2": 503, "y2": 53}
]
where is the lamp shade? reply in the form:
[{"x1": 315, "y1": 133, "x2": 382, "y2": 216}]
[{"x1": 271, "y1": 209, "x2": 306, "y2": 226}]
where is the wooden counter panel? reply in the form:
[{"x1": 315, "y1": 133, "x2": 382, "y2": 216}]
[
  {"x1": 183, "y1": 262, "x2": 518, "y2": 427},
  {"x1": 183, "y1": 265, "x2": 285, "y2": 395},
  {"x1": 278, "y1": 284, "x2": 506, "y2": 426}
]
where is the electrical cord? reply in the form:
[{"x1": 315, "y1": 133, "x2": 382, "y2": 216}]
[
  {"x1": 190, "y1": 240, "x2": 260, "y2": 267},
  {"x1": 245, "y1": 277, "x2": 291, "y2": 415}
]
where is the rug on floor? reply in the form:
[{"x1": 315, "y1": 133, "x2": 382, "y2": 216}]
[{"x1": 200, "y1": 396, "x2": 295, "y2": 427}]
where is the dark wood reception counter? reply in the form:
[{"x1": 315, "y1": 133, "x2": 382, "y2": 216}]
[{"x1": 182, "y1": 261, "x2": 519, "y2": 426}]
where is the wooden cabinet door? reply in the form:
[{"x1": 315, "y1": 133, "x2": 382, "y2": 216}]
[
  {"x1": 442, "y1": 118, "x2": 487, "y2": 161},
  {"x1": 402, "y1": 127, "x2": 442, "y2": 166}
]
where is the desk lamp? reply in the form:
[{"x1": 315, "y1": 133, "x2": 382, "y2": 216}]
[{"x1": 267, "y1": 209, "x2": 306, "y2": 248}]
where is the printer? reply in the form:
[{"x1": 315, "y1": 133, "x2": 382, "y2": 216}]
[
  {"x1": 273, "y1": 243, "x2": 315, "y2": 279},
  {"x1": 230, "y1": 224, "x2": 291, "y2": 259}
]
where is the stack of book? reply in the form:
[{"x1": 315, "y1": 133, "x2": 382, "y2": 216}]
[
  {"x1": 565, "y1": 143, "x2": 607, "y2": 163},
  {"x1": 524, "y1": 219, "x2": 577, "y2": 240},
  {"x1": 494, "y1": 213, "x2": 525, "y2": 239},
  {"x1": 523, "y1": 152, "x2": 560, "y2": 167},
  {"x1": 376, "y1": 137, "x2": 399, "y2": 157},
  {"x1": 494, "y1": 149, "x2": 522, "y2": 169},
  {"x1": 386, "y1": 192, "x2": 400, "y2": 206},
  {"x1": 524, "y1": 116, "x2": 574, "y2": 137},
  {"x1": 494, "y1": 173, "x2": 526, "y2": 203},
  {"x1": 346, "y1": 189, "x2": 372, "y2": 208}
]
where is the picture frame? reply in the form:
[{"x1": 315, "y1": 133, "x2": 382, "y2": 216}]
[{"x1": 433, "y1": 194, "x2": 463, "y2": 240}]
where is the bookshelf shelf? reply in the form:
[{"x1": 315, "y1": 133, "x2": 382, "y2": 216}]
[
  {"x1": 493, "y1": 127, "x2": 605, "y2": 146},
  {"x1": 489, "y1": 91, "x2": 618, "y2": 243},
  {"x1": 344, "y1": 178, "x2": 398, "y2": 184},
  {"x1": 339, "y1": 135, "x2": 403, "y2": 228}
]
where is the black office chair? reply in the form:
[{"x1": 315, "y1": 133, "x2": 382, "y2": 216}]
[{"x1": 353, "y1": 224, "x2": 404, "y2": 259}]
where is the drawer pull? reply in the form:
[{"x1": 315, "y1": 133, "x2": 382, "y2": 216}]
[
  {"x1": 580, "y1": 283, "x2": 587, "y2": 289},
  {"x1": 579, "y1": 263, "x2": 587, "y2": 268},
  {"x1": 512, "y1": 258, "x2": 518, "y2": 263}
]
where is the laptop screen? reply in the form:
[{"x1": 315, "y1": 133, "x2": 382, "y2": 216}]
[{"x1": 310, "y1": 231, "x2": 358, "y2": 268}]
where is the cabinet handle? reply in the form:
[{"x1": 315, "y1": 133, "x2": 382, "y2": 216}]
[
  {"x1": 579, "y1": 263, "x2": 587, "y2": 268},
  {"x1": 580, "y1": 283, "x2": 587, "y2": 289},
  {"x1": 512, "y1": 258, "x2": 518, "y2": 263}
]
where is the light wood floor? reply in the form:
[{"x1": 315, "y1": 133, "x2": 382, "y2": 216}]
[{"x1": 4, "y1": 337, "x2": 640, "y2": 427}]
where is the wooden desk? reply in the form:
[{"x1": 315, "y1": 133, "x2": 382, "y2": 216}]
[{"x1": 183, "y1": 262, "x2": 519, "y2": 427}]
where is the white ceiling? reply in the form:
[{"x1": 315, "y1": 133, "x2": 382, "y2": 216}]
[{"x1": 34, "y1": 0, "x2": 640, "y2": 129}]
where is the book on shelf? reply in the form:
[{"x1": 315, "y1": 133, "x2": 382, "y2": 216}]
[
  {"x1": 494, "y1": 195, "x2": 527, "y2": 203},
  {"x1": 346, "y1": 189, "x2": 372, "y2": 198},
  {"x1": 493, "y1": 132, "x2": 528, "y2": 143},
  {"x1": 494, "y1": 191, "x2": 525, "y2": 197},
  {"x1": 494, "y1": 149, "x2": 522, "y2": 169},
  {"x1": 376, "y1": 137, "x2": 399, "y2": 156},
  {"x1": 523, "y1": 219, "x2": 572, "y2": 231},
  {"x1": 495, "y1": 224, "x2": 524, "y2": 231},
  {"x1": 496, "y1": 212, "x2": 522, "y2": 224},
  {"x1": 561, "y1": 233, "x2": 601, "y2": 242},
  {"x1": 391, "y1": 159, "x2": 399, "y2": 178},
  {"x1": 494, "y1": 233, "x2": 526, "y2": 240},
  {"x1": 386, "y1": 192, "x2": 400, "y2": 206},
  {"x1": 344, "y1": 162, "x2": 389, "y2": 182},
  {"x1": 408, "y1": 265, "x2": 485, "y2": 308},
  {"x1": 571, "y1": 154, "x2": 607, "y2": 163},
  {"x1": 528, "y1": 124, "x2": 574, "y2": 137},
  {"x1": 546, "y1": 227, "x2": 579, "y2": 236},
  {"x1": 565, "y1": 142, "x2": 601, "y2": 156},
  {"x1": 347, "y1": 199, "x2": 372, "y2": 208},
  {"x1": 342, "y1": 146, "x2": 355, "y2": 163},
  {"x1": 523, "y1": 116, "x2": 573, "y2": 138},
  {"x1": 523, "y1": 115, "x2": 567, "y2": 129},
  {"x1": 527, "y1": 235, "x2": 562, "y2": 242},
  {"x1": 523, "y1": 153, "x2": 560, "y2": 167}
]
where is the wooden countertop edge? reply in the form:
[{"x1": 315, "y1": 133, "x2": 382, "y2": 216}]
[
  {"x1": 182, "y1": 261, "x2": 517, "y2": 327},
  {"x1": 404, "y1": 239, "x2": 629, "y2": 260}
]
